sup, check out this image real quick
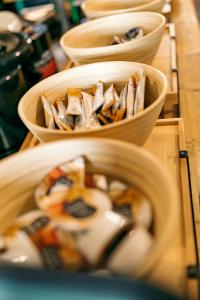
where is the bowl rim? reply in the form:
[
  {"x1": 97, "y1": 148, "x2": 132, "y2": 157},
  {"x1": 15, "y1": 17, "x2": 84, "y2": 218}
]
[
  {"x1": 82, "y1": 0, "x2": 165, "y2": 15},
  {"x1": 60, "y1": 12, "x2": 166, "y2": 53},
  {"x1": 18, "y1": 61, "x2": 168, "y2": 136},
  {"x1": 0, "y1": 137, "x2": 178, "y2": 277}
]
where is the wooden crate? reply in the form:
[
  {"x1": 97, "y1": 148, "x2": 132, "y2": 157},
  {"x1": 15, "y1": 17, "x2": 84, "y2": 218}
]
[{"x1": 20, "y1": 118, "x2": 199, "y2": 299}]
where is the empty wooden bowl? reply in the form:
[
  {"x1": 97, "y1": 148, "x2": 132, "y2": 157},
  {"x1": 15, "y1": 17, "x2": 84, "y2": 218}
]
[
  {"x1": 60, "y1": 12, "x2": 166, "y2": 65},
  {"x1": 18, "y1": 61, "x2": 168, "y2": 145},
  {"x1": 82, "y1": 0, "x2": 165, "y2": 19},
  {"x1": 0, "y1": 138, "x2": 178, "y2": 277}
]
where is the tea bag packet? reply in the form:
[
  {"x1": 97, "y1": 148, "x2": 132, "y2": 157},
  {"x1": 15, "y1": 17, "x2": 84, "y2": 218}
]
[
  {"x1": 81, "y1": 91, "x2": 95, "y2": 129},
  {"x1": 74, "y1": 109, "x2": 85, "y2": 131},
  {"x1": 102, "y1": 84, "x2": 115, "y2": 112},
  {"x1": 77, "y1": 211, "x2": 131, "y2": 266},
  {"x1": 1, "y1": 210, "x2": 86, "y2": 271},
  {"x1": 134, "y1": 70, "x2": 146, "y2": 114},
  {"x1": 89, "y1": 113, "x2": 101, "y2": 128},
  {"x1": 112, "y1": 88, "x2": 120, "y2": 115},
  {"x1": 123, "y1": 27, "x2": 144, "y2": 42},
  {"x1": 41, "y1": 94, "x2": 56, "y2": 129},
  {"x1": 126, "y1": 78, "x2": 135, "y2": 118},
  {"x1": 55, "y1": 98, "x2": 67, "y2": 119},
  {"x1": 119, "y1": 83, "x2": 128, "y2": 112},
  {"x1": 93, "y1": 81, "x2": 104, "y2": 112},
  {"x1": 35, "y1": 156, "x2": 86, "y2": 205},
  {"x1": 40, "y1": 186, "x2": 112, "y2": 232},
  {"x1": 81, "y1": 91, "x2": 93, "y2": 116},
  {"x1": 85, "y1": 174, "x2": 108, "y2": 191},
  {"x1": 55, "y1": 98, "x2": 73, "y2": 131},
  {"x1": 66, "y1": 88, "x2": 82, "y2": 116},
  {"x1": 51, "y1": 105, "x2": 65, "y2": 130},
  {"x1": 107, "y1": 226, "x2": 153, "y2": 276},
  {"x1": 112, "y1": 187, "x2": 152, "y2": 228}
]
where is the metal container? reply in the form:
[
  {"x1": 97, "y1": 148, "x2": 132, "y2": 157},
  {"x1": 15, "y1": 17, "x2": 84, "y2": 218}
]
[{"x1": 0, "y1": 32, "x2": 30, "y2": 158}]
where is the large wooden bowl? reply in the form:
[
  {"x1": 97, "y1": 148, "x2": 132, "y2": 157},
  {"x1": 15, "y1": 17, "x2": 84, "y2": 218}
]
[
  {"x1": 60, "y1": 12, "x2": 166, "y2": 65},
  {"x1": 18, "y1": 61, "x2": 168, "y2": 145},
  {"x1": 82, "y1": 0, "x2": 165, "y2": 19},
  {"x1": 0, "y1": 138, "x2": 178, "y2": 277}
]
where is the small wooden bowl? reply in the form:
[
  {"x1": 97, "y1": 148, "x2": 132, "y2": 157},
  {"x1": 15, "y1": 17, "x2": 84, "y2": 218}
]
[
  {"x1": 82, "y1": 0, "x2": 165, "y2": 19},
  {"x1": 18, "y1": 61, "x2": 168, "y2": 145},
  {"x1": 60, "y1": 12, "x2": 166, "y2": 65},
  {"x1": 0, "y1": 138, "x2": 178, "y2": 277}
]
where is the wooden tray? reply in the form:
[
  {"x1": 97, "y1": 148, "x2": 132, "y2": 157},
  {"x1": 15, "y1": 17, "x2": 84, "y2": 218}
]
[
  {"x1": 20, "y1": 118, "x2": 198, "y2": 299},
  {"x1": 152, "y1": 23, "x2": 178, "y2": 118}
]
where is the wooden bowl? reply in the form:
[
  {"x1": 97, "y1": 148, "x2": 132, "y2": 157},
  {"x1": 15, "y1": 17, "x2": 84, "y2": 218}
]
[
  {"x1": 18, "y1": 61, "x2": 168, "y2": 145},
  {"x1": 60, "y1": 12, "x2": 166, "y2": 65},
  {"x1": 82, "y1": 0, "x2": 165, "y2": 19},
  {"x1": 0, "y1": 138, "x2": 178, "y2": 277}
]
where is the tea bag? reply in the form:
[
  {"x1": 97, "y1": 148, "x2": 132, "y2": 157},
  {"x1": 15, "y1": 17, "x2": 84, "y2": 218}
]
[
  {"x1": 66, "y1": 88, "x2": 82, "y2": 116},
  {"x1": 93, "y1": 81, "x2": 104, "y2": 112},
  {"x1": 134, "y1": 70, "x2": 146, "y2": 114},
  {"x1": 51, "y1": 105, "x2": 66, "y2": 130},
  {"x1": 123, "y1": 27, "x2": 144, "y2": 42},
  {"x1": 90, "y1": 113, "x2": 101, "y2": 128},
  {"x1": 55, "y1": 98, "x2": 67, "y2": 119},
  {"x1": 81, "y1": 91, "x2": 93, "y2": 116},
  {"x1": 55, "y1": 98, "x2": 72, "y2": 129},
  {"x1": 126, "y1": 78, "x2": 135, "y2": 118},
  {"x1": 81, "y1": 91, "x2": 94, "y2": 129},
  {"x1": 102, "y1": 84, "x2": 115, "y2": 112},
  {"x1": 117, "y1": 83, "x2": 128, "y2": 120},
  {"x1": 41, "y1": 94, "x2": 56, "y2": 129},
  {"x1": 112, "y1": 88, "x2": 120, "y2": 115}
]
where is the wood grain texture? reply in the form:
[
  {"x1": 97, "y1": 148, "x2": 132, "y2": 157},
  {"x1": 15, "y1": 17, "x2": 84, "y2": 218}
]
[
  {"x1": 18, "y1": 61, "x2": 167, "y2": 146},
  {"x1": 81, "y1": 0, "x2": 165, "y2": 19},
  {"x1": 60, "y1": 12, "x2": 165, "y2": 65},
  {"x1": 172, "y1": 0, "x2": 200, "y2": 287}
]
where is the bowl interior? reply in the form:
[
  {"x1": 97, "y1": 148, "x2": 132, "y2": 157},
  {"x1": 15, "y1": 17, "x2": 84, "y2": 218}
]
[
  {"x1": 19, "y1": 62, "x2": 165, "y2": 131},
  {"x1": 62, "y1": 13, "x2": 163, "y2": 49},
  {"x1": 85, "y1": 0, "x2": 154, "y2": 11},
  {"x1": 0, "y1": 139, "x2": 176, "y2": 275}
]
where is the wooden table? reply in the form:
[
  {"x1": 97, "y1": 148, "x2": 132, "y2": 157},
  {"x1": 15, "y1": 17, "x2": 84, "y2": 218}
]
[{"x1": 171, "y1": 0, "x2": 200, "y2": 288}]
